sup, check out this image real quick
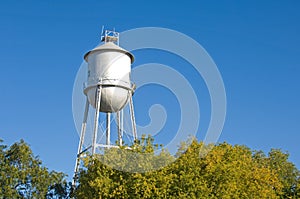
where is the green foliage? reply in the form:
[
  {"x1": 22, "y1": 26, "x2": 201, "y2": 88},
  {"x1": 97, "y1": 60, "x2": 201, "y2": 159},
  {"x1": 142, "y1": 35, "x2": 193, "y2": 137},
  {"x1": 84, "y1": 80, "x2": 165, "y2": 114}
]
[
  {"x1": 0, "y1": 139, "x2": 69, "y2": 199},
  {"x1": 253, "y1": 148, "x2": 300, "y2": 198},
  {"x1": 74, "y1": 136, "x2": 300, "y2": 199}
]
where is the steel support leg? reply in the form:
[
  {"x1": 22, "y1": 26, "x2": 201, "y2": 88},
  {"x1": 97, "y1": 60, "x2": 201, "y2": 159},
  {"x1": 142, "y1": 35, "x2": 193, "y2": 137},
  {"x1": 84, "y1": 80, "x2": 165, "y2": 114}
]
[
  {"x1": 121, "y1": 109, "x2": 124, "y2": 142},
  {"x1": 106, "y1": 112, "x2": 111, "y2": 145},
  {"x1": 117, "y1": 111, "x2": 122, "y2": 146},
  {"x1": 129, "y1": 92, "x2": 137, "y2": 140},
  {"x1": 92, "y1": 85, "x2": 102, "y2": 155},
  {"x1": 73, "y1": 98, "x2": 89, "y2": 186}
]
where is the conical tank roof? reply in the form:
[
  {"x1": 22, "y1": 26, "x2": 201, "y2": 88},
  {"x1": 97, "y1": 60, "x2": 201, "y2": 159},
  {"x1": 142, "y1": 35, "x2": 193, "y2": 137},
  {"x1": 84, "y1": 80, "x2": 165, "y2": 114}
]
[{"x1": 84, "y1": 42, "x2": 134, "y2": 63}]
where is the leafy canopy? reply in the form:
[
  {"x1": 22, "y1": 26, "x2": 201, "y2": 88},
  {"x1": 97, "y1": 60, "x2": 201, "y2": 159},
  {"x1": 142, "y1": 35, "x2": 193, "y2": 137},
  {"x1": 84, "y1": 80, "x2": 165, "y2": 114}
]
[
  {"x1": 74, "y1": 136, "x2": 300, "y2": 199},
  {"x1": 0, "y1": 139, "x2": 70, "y2": 199}
]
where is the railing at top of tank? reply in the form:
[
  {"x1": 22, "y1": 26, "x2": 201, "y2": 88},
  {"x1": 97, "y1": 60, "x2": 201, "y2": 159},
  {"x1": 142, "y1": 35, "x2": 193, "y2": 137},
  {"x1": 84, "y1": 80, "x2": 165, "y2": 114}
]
[{"x1": 101, "y1": 30, "x2": 119, "y2": 45}]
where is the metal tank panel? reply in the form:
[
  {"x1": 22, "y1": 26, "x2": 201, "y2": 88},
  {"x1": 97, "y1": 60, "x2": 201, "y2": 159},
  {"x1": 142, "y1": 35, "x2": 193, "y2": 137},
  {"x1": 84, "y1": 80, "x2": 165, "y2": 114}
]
[{"x1": 84, "y1": 42, "x2": 134, "y2": 112}]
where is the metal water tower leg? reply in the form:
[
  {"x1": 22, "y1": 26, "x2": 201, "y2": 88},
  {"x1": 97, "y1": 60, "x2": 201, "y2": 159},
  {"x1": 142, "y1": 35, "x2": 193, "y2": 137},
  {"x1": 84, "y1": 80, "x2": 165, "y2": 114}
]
[
  {"x1": 73, "y1": 98, "x2": 89, "y2": 186},
  {"x1": 121, "y1": 109, "x2": 124, "y2": 141},
  {"x1": 106, "y1": 113, "x2": 111, "y2": 145},
  {"x1": 92, "y1": 85, "x2": 102, "y2": 155},
  {"x1": 117, "y1": 111, "x2": 123, "y2": 146},
  {"x1": 129, "y1": 92, "x2": 137, "y2": 140}
]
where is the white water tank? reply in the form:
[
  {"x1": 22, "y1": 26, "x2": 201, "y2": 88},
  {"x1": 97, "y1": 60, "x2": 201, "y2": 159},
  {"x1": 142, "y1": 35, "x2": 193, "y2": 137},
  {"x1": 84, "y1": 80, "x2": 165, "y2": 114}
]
[{"x1": 83, "y1": 42, "x2": 134, "y2": 112}]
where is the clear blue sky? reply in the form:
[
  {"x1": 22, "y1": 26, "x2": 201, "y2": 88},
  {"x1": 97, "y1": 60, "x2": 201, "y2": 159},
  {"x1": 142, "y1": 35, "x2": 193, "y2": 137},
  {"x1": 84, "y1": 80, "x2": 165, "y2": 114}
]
[{"x1": 0, "y1": 0, "x2": 299, "y2": 179}]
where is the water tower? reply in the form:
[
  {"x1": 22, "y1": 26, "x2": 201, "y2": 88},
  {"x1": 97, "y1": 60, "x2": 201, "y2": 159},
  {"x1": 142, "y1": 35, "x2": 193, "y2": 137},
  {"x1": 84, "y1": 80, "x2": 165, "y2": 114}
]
[{"x1": 73, "y1": 29, "x2": 137, "y2": 185}]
